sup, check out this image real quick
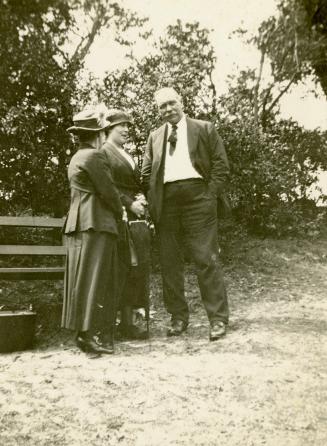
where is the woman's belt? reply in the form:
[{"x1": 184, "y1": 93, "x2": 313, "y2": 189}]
[{"x1": 70, "y1": 182, "x2": 96, "y2": 194}]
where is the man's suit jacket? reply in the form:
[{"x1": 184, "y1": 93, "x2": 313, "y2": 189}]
[
  {"x1": 141, "y1": 116, "x2": 230, "y2": 224},
  {"x1": 64, "y1": 143, "x2": 123, "y2": 235}
]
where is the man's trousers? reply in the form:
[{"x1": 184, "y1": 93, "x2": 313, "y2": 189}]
[{"x1": 157, "y1": 178, "x2": 229, "y2": 325}]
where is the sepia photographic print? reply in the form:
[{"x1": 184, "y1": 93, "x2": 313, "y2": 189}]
[{"x1": 0, "y1": 0, "x2": 326, "y2": 445}]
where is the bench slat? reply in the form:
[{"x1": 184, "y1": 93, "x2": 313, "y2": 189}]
[
  {"x1": 0, "y1": 216, "x2": 66, "y2": 282},
  {"x1": 0, "y1": 245, "x2": 66, "y2": 255},
  {"x1": 0, "y1": 267, "x2": 65, "y2": 280},
  {"x1": 0, "y1": 216, "x2": 64, "y2": 228}
]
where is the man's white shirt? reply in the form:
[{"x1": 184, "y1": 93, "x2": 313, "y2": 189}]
[{"x1": 163, "y1": 114, "x2": 202, "y2": 183}]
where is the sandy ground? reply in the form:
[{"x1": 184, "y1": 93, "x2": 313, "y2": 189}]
[{"x1": 0, "y1": 239, "x2": 326, "y2": 445}]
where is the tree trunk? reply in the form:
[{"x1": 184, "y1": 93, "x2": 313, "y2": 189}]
[
  {"x1": 301, "y1": 0, "x2": 327, "y2": 99},
  {"x1": 312, "y1": 61, "x2": 327, "y2": 98}
]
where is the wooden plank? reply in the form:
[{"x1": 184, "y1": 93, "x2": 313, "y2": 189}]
[
  {"x1": 0, "y1": 245, "x2": 67, "y2": 255},
  {"x1": 0, "y1": 216, "x2": 64, "y2": 228},
  {"x1": 0, "y1": 267, "x2": 65, "y2": 280}
]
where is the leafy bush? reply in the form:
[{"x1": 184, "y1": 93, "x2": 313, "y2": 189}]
[{"x1": 1, "y1": 7, "x2": 326, "y2": 238}]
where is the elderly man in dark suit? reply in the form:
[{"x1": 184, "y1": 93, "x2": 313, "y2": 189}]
[{"x1": 141, "y1": 87, "x2": 229, "y2": 340}]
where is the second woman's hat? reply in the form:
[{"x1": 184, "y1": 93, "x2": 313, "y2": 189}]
[{"x1": 106, "y1": 109, "x2": 134, "y2": 128}]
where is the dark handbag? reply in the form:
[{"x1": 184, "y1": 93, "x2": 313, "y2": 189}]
[
  {"x1": 128, "y1": 220, "x2": 151, "y2": 266},
  {"x1": 119, "y1": 219, "x2": 151, "y2": 267},
  {"x1": 118, "y1": 221, "x2": 138, "y2": 267}
]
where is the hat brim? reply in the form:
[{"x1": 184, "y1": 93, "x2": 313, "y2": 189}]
[
  {"x1": 67, "y1": 123, "x2": 111, "y2": 134},
  {"x1": 107, "y1": 119, "x2": 134, "y2": 128}
]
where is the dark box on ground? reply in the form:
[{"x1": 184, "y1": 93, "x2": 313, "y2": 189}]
[{"x1": 0, "y1": 310, "x2": 36, "y2": 353}]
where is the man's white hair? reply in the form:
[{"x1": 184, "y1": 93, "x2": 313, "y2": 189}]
[{"x1": 154, "y1": 87, "x2": 182, "y2": 104}]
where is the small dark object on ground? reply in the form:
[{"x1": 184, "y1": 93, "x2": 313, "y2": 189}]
[{"x1": 0, "y1": 310, "x2": 36, "y2": 353}]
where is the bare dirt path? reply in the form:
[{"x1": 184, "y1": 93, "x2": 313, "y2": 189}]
[{"x1": 0, "y1": 239, "x2": 326, "y2": 445}]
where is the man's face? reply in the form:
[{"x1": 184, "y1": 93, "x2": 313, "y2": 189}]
[{"x1": 156, "y1": 92, "x2": 184, "y2": 124}]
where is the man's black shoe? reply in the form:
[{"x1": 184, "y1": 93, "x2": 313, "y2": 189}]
[
  {"x1": 209, "y1": 321, "x2": 227, "y2": 341},
  {"x1": 167, "y1": 320, "x2": 188, "y2": 337}
]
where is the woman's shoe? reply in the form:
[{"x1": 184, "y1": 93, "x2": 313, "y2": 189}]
[
  {"x1": 76, "y1": 334, "x2": 114, "y2": 354},
  {"x1": 120, "y1": 306, "x2": 149, "y2": 340},
  {"x1": 100, "y1": 332, "x2": 115, "y2": 354},
  {"x1": 120, "y1": 324, "x2": 148, "y2": 340}
]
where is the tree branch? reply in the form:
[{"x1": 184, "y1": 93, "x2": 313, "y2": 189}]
[
  {"x1": 261, "y1": 84, "x2": 273, "y2": 116},
  {"x1": 253, "y1": 47, "x2": 265, "y2": 128},
  {"x1": 266, "y1": 72, "x2": 298, "y2": 115},
  {"x1": 293, "y1": 6, "x2": 300, "y2": 70},
  {"x1": 278, "y1": 46, "x2": 291, "y2": 74},
  {"x1": 70, "y1": 12, "x2": 103, "y2": 65}
]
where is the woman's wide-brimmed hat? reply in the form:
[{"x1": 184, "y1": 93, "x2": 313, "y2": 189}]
[
  {"x1": 67, "y1": 104, "x2": 110, "y2": 133},
  {"x1": 106, "y1": 109, "x2": 134, "y2": 128}
]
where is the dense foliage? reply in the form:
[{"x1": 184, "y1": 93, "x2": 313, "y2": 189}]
[
  {"x1": 100, "y1": 21, "x2": 327, "y2": 236},
  {"x1": 263, "y1": 0, "x2": 327, "y2": 98},
  {"x1": 0, "y1": 2, "x2": 326, "y2": 237},
  {"x1": 99, "y1": 21, "x2": 217, "y2": 162},
  {"x1": 0, "y1": 0, "x2": 146, "y2": 216},
  {"x1": 0, "y1": 0, "x2": 75, "y2": 216}
]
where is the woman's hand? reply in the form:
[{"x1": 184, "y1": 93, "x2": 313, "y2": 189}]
[
  {"x1": 130, "y1": 200, "x2": 145, "y2": 218},
  {"x1": 135, "y1": 193, "x2": 147, "y2": 206}
]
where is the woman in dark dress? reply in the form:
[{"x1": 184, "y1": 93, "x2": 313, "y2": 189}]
[
  {"x1": 102, "y1": 110, "x2": 150, "y2": 340},
  {"x1": 62, "y1": 105, "x2": 123, "y2": 354}
]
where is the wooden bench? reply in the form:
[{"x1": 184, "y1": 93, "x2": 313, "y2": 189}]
[{"x1": 0, "y1": 216, "x2": 66, "y2": 280}]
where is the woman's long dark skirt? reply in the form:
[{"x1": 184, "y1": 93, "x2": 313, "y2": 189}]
[{"x1": 62, "y1": 230, "x2": 119, "y2": 333}]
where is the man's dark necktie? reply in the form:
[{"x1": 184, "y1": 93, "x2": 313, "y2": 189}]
[{"x1": 168, "y1": 124, "x2": 178, "y2": 156}]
